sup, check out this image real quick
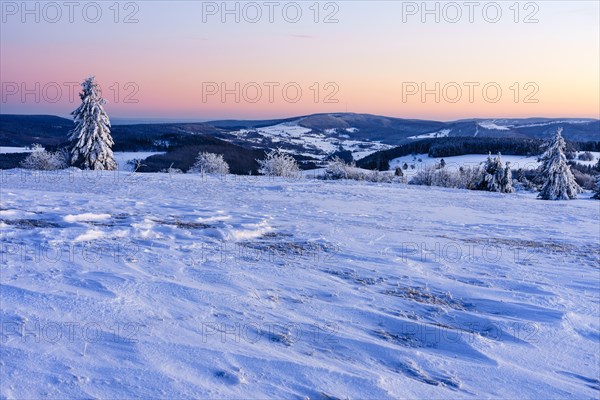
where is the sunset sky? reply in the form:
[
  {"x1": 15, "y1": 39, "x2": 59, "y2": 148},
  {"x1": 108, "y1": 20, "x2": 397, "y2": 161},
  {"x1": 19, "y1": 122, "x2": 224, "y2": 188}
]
[{"x1": 1, "y1": 1, "x2": 598, "y2": 121}]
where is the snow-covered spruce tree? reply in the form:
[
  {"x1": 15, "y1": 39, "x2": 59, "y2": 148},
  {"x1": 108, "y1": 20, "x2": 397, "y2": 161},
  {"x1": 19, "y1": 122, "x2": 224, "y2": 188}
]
[
  {"x1": 592, "y1": 175, "x2": 600, "y2": 200},
  {"x1": 191, "y1": 152, "x2": 229, "y2": 174},
  {"x1": 68, "y1": 76, "x2": 117, "y2": 170},
  {"x1": 538, "y1": 128, "x2": 582, "y2": 200},
  {"x1": 479, "y1": 152, "x2": 502, "y2": 192},
  {"x1": 477, "y1": 152, "x2": 514, "y2": 193},
  {"x1": 257, "y1": 149, "x2": 300, "y2": 178},
  {"x1": 500, "y1": 161, "x2": 514, "y2": 193}
]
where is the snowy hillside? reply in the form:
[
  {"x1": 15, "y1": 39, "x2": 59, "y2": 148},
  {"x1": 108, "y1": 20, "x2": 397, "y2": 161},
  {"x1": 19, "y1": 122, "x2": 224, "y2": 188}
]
[
  {"x1": 408, "y1": 129, "x2": 451, "y2": 139},
  {"x1": 225, "y1": 121, "x2": 393, "y2": 161},
  {"x1": 479, "y1": 119, "x2": 595, "y2": 130},
  {"x1": 1, "y1": 170, "x2": 598, "y2": 399}
]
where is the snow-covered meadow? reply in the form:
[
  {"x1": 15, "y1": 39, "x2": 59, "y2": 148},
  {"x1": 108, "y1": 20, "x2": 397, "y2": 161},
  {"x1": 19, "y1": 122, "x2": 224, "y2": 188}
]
[
  {"x1": 1, "y1": 169, "x2": 599, "y2": 399},
  {"x1": 389, "y1": 152, "x2": 600, "y2": 179},
  {"x1": 0, "y1": 147, "x2": 34, "y2": 154}
]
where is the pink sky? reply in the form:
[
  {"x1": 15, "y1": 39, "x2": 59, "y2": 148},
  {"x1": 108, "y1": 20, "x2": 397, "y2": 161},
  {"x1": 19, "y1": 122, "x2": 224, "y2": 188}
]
[{"x1": 1, "y1": 1, "x2": 598, "y2": 121}]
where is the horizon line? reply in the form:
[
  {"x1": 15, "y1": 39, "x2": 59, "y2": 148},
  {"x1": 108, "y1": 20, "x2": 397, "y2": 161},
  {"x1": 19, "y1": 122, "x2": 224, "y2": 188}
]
[{"x1": 1, "y1": 112, "x2": 598, "y2": 126}]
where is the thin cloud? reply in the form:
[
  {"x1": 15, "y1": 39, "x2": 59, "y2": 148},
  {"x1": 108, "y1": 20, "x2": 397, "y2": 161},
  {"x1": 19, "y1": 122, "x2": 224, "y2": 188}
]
[{"x1": 286, "y1": 34, "x2": 313, "y2": 39}]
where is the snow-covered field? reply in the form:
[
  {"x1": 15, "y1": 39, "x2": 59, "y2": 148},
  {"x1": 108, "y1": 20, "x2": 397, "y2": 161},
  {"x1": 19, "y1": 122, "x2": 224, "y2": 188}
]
[
  {"x1": 1, "y1": 170, "x2": 598, "y2": 399},
  {"x1": 0, "y1": 147, "x2": 34, "y2": 154},
  {"x1": 389, "y1": 152, "x2": 600, "y2": 178}
]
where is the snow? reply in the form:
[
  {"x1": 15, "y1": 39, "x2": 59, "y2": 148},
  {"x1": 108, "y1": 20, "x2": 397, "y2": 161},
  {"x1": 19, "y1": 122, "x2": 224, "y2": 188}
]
[
  {"x1": 388, "y1": 152, "x2": 599, "y2": 180},
  {"x1": 508, "y1": 120, "x2": 593, "y2": 128},
  {"x1": 389, "y1": 154, "x2": 539, "y2": 179},
  {"x1": 256, "y1": 122, "x2": 313, "y2": 137},
  {"x1": 408, "y1": 129, "x2": 451, "y2": 139},
  {"x1": 74, "y1": 229, "x2": 106, "y2": 242},
  {"x1": 230, "y1": 122, "x2": 391, "y2": 161},
  {"x1": 0, "y1": 147, "x2": 34, "y2": 154},
  {"x1": 573, "y1": 151, "x2": 600, "y2": 166},
  {"x1": 1, "y1": 170, "x2": 598, "y2": 399},
  {"x1": 478, "y1": 122, "x2": 510, "y2": 131},
  {"x1": 64, "y1": 213, "x2": 112, "y2": 223},
  {"x1": 113, "y1": 152, "x2": 165, "y2": 171}
]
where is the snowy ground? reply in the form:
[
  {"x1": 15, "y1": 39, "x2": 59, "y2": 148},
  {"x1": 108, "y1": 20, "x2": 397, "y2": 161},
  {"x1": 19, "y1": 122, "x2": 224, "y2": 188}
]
[
  {"x1": 0, "y1": 147, "x2": 34, "y2": 154},
  {"x1": 389, "y1": 152, "x2": 600, "y2": 179},
  {"x1": 1, "y1": 170, "x2": 599, "y2": 399},
  {"x1": 0, "y1": 150, "x2": 164, "y2": 172}
]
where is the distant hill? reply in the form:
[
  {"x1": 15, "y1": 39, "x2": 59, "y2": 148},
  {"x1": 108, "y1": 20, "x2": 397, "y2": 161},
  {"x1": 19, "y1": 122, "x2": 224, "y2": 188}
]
[
  {"x1": 0, "y1": 114, "x2": 222, "y2": 151},
  {"x1": 207, "y1": 113, "x2": 599, "y2": 144},
  {"x1": 1, "y1": 113, "x2": 598, "y2": 170},
  {"x1": 0, "y1": 115, "x2": 72, "y2": 147}
]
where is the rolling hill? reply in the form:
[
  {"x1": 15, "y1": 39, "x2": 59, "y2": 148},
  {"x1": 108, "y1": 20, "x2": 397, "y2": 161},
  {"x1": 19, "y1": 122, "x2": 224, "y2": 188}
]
[{"x1": 1, "y1": 114, "x2": 598, "y2": 170}]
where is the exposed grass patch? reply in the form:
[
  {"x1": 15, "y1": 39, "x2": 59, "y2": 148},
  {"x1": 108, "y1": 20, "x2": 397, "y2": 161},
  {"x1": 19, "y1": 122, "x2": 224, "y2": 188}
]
[{"x1": 0, "y1": 219, "x2": 61, "y2": 229}]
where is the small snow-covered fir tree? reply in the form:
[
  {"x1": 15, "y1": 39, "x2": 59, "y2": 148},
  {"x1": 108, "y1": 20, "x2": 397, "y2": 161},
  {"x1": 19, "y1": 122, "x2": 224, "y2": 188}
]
[
  {"x1": 480, "y1": 152, "x2": 501, "y2": 192},
  {"x1": 68, "y1": 76, "x2": 117, "y2": 170},
  {"x1": 538, "y1": 128, "x2": 582, "y2": 200},
  {"x1": 500, "y1": 161, "x2": 514, "y2": 193},
  {"x1": 478, "y1": 152, "x2": 514, "y2": 193},
  {"x1": 592, "y1": 175, "x2": 600, "y2": 200},
  {"x1": 191, "y1": 152, "x2": 229, "y2": 174}
]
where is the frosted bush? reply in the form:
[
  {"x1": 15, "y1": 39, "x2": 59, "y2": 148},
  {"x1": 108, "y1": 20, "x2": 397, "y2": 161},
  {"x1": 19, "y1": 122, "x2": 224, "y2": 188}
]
[
  {"x1": 20, "y1": 144, "x2": 68, "y2": 170},
  {"x1": 409, "y1": 165, "x2": 486, "y2": 190},
  {"x1": 191, "y1": 152, "x2": 230, "y2": 175},
  {"x1": 323, "y1": 157, "x2": 364, "y2": 180},
  {"x1": 323, "y1": 157, "x2": 399, "y2": 183},
  {"x1": 257, "y1": 149, "x2": 300, "y2": 178}
]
